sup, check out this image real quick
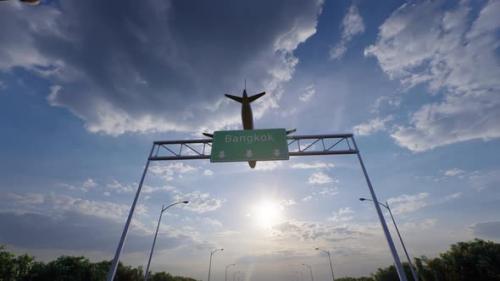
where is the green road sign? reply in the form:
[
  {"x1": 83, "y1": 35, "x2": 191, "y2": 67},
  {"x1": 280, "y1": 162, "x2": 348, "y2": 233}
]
[{"x1": 210, "y1": 128, "x2": 289, "y2": 162}]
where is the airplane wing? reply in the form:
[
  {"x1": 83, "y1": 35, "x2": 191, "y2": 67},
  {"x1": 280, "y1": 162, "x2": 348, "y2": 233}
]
[
  {"x1": 202, "y1": 133, "x2": 214, "y2": 138},
  {"x1": 248, "y1": 92, "x2": 265, "y2": 103},
  {"x1": 225, "y1": 94, "x2": 243, "y2": 103}
]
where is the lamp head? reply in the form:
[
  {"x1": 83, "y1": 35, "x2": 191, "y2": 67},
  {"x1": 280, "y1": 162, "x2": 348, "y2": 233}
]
[
  {"x1": 182, "y1": 200, "x2": 189, "y2": 204},
  {"x1": 359, "y1": 198, "x2": 367, "y2": 201},
  {"x1": 315, "y1": 247, "x2": 320, "y2": 250}
]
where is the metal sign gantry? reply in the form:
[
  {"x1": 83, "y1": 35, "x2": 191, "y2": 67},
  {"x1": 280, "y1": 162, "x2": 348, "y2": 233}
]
[
  {"x1": 149, "y1": 133, "x2": 356, "y2": 161},
  {"x1": 106, "y1": 133, "x2": 408, "y2": 281}
]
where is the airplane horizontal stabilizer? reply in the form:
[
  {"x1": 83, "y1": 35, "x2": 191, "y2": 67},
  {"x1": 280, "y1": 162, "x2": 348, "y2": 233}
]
[
  {"x1": 248, "y1": 92, "x2": 265, "y2": 103},
  {"x1": 225, "y1": 94, "x2": 243, "y2": 103}
]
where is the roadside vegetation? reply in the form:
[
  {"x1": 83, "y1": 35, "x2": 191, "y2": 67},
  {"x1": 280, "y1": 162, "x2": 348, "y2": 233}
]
[{"x1": 1, "y1": 239, "x2": 499, "y2": 281}]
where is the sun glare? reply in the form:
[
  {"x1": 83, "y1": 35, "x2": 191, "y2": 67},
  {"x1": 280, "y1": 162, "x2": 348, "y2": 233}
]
[{"x1": 251, "y1": 199, "x2": 284, "y2": 229}]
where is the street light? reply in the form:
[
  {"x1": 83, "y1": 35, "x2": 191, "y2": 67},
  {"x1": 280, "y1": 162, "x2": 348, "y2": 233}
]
[
  {"x1": 225, "y1": 264, "x2": 236, "y2": 281},
  {"x1": 315, "y1": 248, "x2": 335, "y2": 281},
  {"x1": 144, "y1": 200, "x2": 189, "y2": 281},
  {"x1": 360, "y1": 198, "x2": 419, "y2": 281},
  {"x1": 207, "y1": 248, "x2": 224, "y2": 281},
  {"x1": 302, "y1": 264, "x2": 314, "y2": 281}
]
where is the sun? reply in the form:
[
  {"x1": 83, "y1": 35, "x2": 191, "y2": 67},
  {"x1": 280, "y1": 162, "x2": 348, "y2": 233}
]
[{"x1": 250, "y1": 199, "x2": 284, "y2": 229}]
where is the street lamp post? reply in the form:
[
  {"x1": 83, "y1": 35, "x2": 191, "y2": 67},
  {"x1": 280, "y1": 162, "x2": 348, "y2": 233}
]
[
  {"x1": 302, "y1": 264, "x2": 314, "y2": 281},
  {"x1": 144, "y1": 200, "x2": 189, "y2": 281},
  {"x1": 225, "y1": 264, "x2": 236, "y2": 281},
  {"x1": 315, "y1": 248, "x2": 334, "y2": 281},
  {"x1": 360, "y1": 198, "x2": 419, "y2": 281},
  {"x1": 208, "y1": 248, "x2": 224, "y2": 281}
]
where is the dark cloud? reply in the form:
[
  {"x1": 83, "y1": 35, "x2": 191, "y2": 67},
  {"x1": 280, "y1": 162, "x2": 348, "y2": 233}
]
[
  {"x1": 0, "y1": 211, "x2": 193, "y2": 253},
  {"x1": 471, "y1": 221, "x2": 500, "y2": 240},
  {"x1": 0, "y1": 0, "x2": 322, "y2": 135}
]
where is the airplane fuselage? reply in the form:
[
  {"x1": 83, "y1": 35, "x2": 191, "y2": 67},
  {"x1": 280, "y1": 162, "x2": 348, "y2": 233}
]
[
  {"x1": 241, "y1": 94, "x2": 254, "y2": 130},
  {"x1": 224, "y1": 89, "x2": 266, "y2": 169}
]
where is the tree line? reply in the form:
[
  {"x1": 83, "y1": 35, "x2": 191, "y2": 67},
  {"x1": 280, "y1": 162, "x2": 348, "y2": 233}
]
[
  {"x1": 337, "y1": 239, "x2": 500, "y2": 281},
  {"x1": 0, "y1": 248, "x2": 195, "y2": 281},
  {"x1": 1, "y1": 239, "x2": 500, "y2": 281}
]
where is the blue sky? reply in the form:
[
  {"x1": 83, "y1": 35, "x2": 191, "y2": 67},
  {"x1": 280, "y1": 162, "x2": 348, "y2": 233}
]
[{"x1": 1, "y1": 0, "x2": 499, "y2": 280}]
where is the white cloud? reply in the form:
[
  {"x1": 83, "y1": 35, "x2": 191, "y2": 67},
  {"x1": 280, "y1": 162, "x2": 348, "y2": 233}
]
[
  {"x1": 173, "y1": 190, "x2": 224, "y2": 214},
  {"x1": 330, "y1": 5, "x2": 365, "y2": 60},
  {"x1": 280, "y1": 199, "x2": 296, "y2": 207},
  {"x1": 291, "y1": 161, "x2": 334, "y2": 169},
  {"x1": 59, "y1": 178, "x2": 98, "y2": 193},
  {"x1": 438, "y1": 168, "x2": 500, "y2": 191},
  {"x1": 308, "y1": 171, "x2": 335, "y2": 185},
  {"x1": 5, "y1": 192, "x2": 130, "y2": 222},
  {"x1": 467, "y1": 169, "x2": 500, "y2": 191},
  {"x1": 255, "y1": 161, "x2": 283, "y2": 171},
  {"x1": 142, "y1": 184, "x2": 176, "y2": 194},
  {"x1": 150, "y1": 163, "x2": 196, "y2": 181},
  {"x1": 443, "y1": 192, "x2": 462, "y2": 202},
  {"x1": 365, "y1": 0, "x2": 500, "y2": 152},
  {"x1": 82, "y1": 178, "x2": 97, "y2": 191},
  {"x1": 371, "y1": 95, "x2": 401, "y2": 113},
  {"x1": 299, "y1": 84, "x2": 316, "y2": 102},
  {"x1": 203, "y1": 169, "x2": 214, "y2": 176},
  {"x1": 5, "y1": 193, "x2": 45, "y2": 205},
  {"x1": 387, "y1": 192, "x2": 429, "y2": 214},
  {"x1": 301, "y1": 195, "x2": 313, "y2": 202},
  {"x1": 329, "y1": 207, "x2": 354, "y2": 222},
  {"x1": 318, "y1": 186, "x2": 339, "y2": 196},
  {"x1": 106, "y1": 179, "x2": 134, "y2": 194},
  {"x1": 444, "y1": 168, "x2": 465, "y2": 177},
  {"x1": 402, "y1": 218, "x2": 437, "y2": 230},
  {"x1": 353, "y1": 116, "x2": 393, "y2": 136},
  {"x1": 200, "y1": 217, "x2": 223, "y2": 228},
  {"x1": 301, "y1": 186, "x2": 339, "y2": 202},
  {"x1": 272, "y1": 219, "x2": 376, "y2": 242}
]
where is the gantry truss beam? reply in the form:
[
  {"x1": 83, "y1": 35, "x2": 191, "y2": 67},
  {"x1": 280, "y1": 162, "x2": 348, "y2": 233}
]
[
  {"x1": 149, "y1": 133, "x2": 357, "y2": 161},
  {"x1": 108, "y1": 132, "x2": 409, "y2": 281}
]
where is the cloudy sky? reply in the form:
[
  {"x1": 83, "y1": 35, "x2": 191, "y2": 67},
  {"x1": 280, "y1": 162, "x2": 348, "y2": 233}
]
[{"x1": 1, "y1": 0, "x2": 499, "y2": 280}]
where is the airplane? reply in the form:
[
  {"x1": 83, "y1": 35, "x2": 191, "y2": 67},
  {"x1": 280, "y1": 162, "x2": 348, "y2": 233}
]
[
  {"x1": 0, "y1": 0, "x2": 40, "y2": 5},
  {"x1": 203, "y1": 89, "x2": 296, "y2": 169}
]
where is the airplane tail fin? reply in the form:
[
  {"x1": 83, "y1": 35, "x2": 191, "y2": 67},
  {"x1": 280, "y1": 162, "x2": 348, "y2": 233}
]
[
  {"x1": 225, "y1": 94, "x2": 243, "y2": 103},
  {"x1": 248, "y1": 92, "x2": 265, "y2": 103}
]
